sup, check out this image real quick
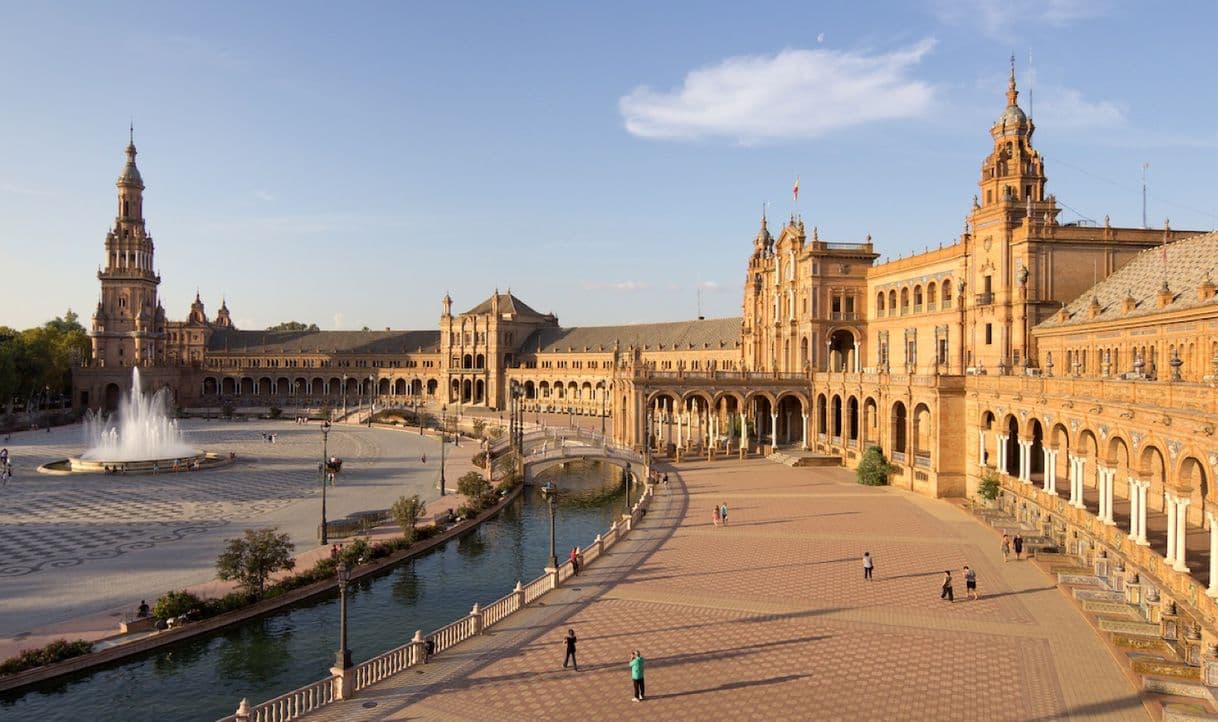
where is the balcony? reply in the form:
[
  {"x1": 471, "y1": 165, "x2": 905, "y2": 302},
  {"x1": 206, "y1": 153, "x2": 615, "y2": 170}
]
[
  {"x1": 975, "y1": 292, "x2": 994, "y2": 306},
  {"x1": 830, "y1": 312, "x2": 857, "y2": 321}
]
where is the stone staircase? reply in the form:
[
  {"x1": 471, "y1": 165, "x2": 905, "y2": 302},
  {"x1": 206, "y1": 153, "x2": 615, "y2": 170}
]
[
  {"x1": 970, "y1": 506, "x2": 1218, "y2": 719},
  {"x1": 766, "y1": 450, "x2": 841, "y2": 468}
]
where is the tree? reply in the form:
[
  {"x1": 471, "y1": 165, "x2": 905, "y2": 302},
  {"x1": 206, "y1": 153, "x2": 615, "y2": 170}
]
[
  {"x1": 856, "y1": 446, "x2": 892, "y2": 486},
  {"x1": 265, "y1": 321, "x2": 319, "y2": 332},
  {"x1": 472, "y1": 418, "x2": 487, "y2": 439},
  {"x1": 391, "y1": 495, "x2": 426, "y2": 542},
  {"x1": 978, "y1": 470, "x2": 1001, "y2": 501},
  {"x1": 0, "y1": 311, "x2": 91, "y2": 411},
  {"x1": 457, "y1": 471, "x2": 493, "y2": 508},
  {"x1": 215, "y1": 528, "x2": 296, "y2": 598}
]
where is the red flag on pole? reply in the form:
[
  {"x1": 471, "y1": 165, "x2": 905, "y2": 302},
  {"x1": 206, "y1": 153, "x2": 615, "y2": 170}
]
[{"x1": 793, "y1": 176, "x2": 800, "y2": 202}]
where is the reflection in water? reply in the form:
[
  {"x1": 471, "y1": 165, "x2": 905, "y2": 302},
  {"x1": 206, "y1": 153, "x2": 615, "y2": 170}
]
[
  {"x1": 391, "y1": 563, "x2": 423, "y2": 606},
  {"x1": 457, "y1": 529, "x2": 488, "y2": 559},
  {"x1": 216, "y1": 622, "x2": 294, "y2": 682},
  {"x1": 1, "y1": 460, "x2": 621, "y2": 722}
]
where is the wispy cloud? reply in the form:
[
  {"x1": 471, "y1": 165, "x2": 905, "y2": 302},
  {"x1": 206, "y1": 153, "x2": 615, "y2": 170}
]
[
  {"x1": 581, "y1": 280, "x2": 649, "y2": 292},
  {"x1": 619, "y1": 40, "x2": 938, "y2": 143},
  {"x1": 253, "y1": 189, "x2": 276, "y2": 202},
  {"x1": 1035, "y1": 86, "x2": 1124, "y2": 130},
  {"x1": 202, "y1": 212, "x2": 417, "y2": 236},
  {"x1": 697, "y1": 280, "x2": 724, "y2": 292},
  {"x1": 933, "y1": 0, "x2": 1106, "y2": 35}
]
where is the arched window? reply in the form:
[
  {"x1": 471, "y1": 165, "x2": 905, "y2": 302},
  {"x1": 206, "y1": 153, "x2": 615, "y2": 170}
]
[{"x1": 942, "y1": 281, "x2": 953, "y2": 307}]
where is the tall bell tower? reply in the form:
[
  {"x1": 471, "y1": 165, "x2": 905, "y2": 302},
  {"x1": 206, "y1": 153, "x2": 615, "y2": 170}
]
[{"x1": 90, "y1": 129, "x2": 165, "y2": 367}]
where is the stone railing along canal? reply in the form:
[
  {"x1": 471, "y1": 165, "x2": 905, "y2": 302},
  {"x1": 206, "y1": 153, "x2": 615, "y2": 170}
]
[{"x1": 218, "y1": 481, "x2": 657, "y2": 722}]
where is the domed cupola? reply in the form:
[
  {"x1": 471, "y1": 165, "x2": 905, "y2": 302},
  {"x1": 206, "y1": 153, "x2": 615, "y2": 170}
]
[
  {"x1": 991, "y1": 56, "x2": 1032, "y2": 140},
  {"x1": 118, "y1": 128, "x2": 144, "y2": 189}
]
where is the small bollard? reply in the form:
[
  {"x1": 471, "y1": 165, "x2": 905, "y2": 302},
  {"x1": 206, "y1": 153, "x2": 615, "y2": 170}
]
[{"x1": 234, "y1": 698, "x2": 250, "y2": 722}]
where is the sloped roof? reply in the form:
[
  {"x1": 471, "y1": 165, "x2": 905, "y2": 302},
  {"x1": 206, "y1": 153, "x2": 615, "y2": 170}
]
[
  {"x1": 1037, "y1": 231, "x2": 1218, "y2": 330},
  {"x1": 522, "y1": 317, "x2": 742, "y2": 353},
  {"x1": 208, "y1": 328, "x2": 440, "y2": 354},
  {"x1": 463, "y1": 292, "x2": 551, "y2": 320}
]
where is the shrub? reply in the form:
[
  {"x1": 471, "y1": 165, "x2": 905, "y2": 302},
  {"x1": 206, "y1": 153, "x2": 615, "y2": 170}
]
[
  {"x1": 472, "y1": 419, "x2": 486, "y2": 439},
  {"x1": 215, "y1": 527, "x2": 296, "y2": 598},
  {"x1": 339, "y1": 537, "x2": 372, "y2": 566},
  {"x1": 856, "y1": 446, "x2": 892, "y2": 486},
  {"x1": 392, "y1": 494, "x2": 426, "y2": 543},
  {"x1": 268, "y1": 406, "x2": 282, "y2": 419},
  {"x1": 0, "y1": 639, "x2": 93, "y2": 677},
  {"x1": 471, "y1": 451, "x2": 488, "y2": 468},
  {"x1": 153, "y1": 590, "x2": 204, "y2": 620},
  {"x1": 495, "y1": 470, "x2": 523, "y2": 494},
  {"x1": 978, "y1": 470, "x2": 1001, "y2": 500},
  {"x1": 457, "y1": 471, "x2": 491, "y2": 498}
]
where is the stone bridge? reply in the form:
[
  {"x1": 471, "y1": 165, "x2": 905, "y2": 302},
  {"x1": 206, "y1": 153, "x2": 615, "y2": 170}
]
[{"x1": 523, "y1": 444, "x2": 645, "y2": 482}]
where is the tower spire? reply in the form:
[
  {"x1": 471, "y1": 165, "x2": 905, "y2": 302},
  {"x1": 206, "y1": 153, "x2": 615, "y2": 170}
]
[{"x1": 1007, "y1": 53, "x2": 1019, "y2": 106}]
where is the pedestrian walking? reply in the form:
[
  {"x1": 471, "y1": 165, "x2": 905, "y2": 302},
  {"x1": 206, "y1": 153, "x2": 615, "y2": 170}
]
[
  {"x1": 1001, "y1": 533, "x2": 1011, "y2": 562},
  {"x1": 964, "y1": 565, "x2": 979, "y2": 600},
  {"x1": 712, "y1": 506, "x2": 721, "y2": 527},
  {"x1": 863, "y1": 551, "x2": 874, "y2": 580},
  {"x1": 940, "y1": 570, "x2": 954, "y2": 602},
  {"x1": 720, "y1": 502, "x2": 728, "y2": 526},
  {"x1": 423, "y1": 637, "x2": 435, "y2": 664},
  {"x1": 630, "y1": 650, "x2": 646, "y2": 701},
  {"x1": 563, "y1": 629, "x2": 578, "y2": 670},
  {"x1": 570, "y1": 547, "x2": 581, "y2": 575},
  {"x1": 1013, "y1": 534, "x2": 1024, "y2": 560}
]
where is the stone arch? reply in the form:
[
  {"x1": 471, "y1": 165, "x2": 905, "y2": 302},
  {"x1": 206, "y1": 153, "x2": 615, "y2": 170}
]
[
  {"x1": 104, "y1": 382, "x2": 122, "y2": 413},
  {"x1": 891, "y1": 401, "x2": 908, "y2": 455},
  {"x1": 1027, "y1": 418, "x2": 1044, "y2": 478},
  {"x1": 240, "y1": 377, "x2": 255, "y2": 395},
  {"x1": 847, "y1": 396, "x2": 860, "y2": 443},
  {"x1": 378, "y1": 378, "x2": 391, "y2": 394},
  {"x1": 1004, "y1": 415, "x2": 1020, "y2": 476},
  {"x1": 888, "y1": 289, "x2": 897, "y2": 311},
  {"x1": 524, "y1": 380, "x2": 536, "y2": 399},
  {"x1": 462, "y1": 353, "x2": 473, "y2": 368},
  {"x1": 203, "y1": 377, "x2": 218, "y2": 395},
  {"x1": 475, "y1": 379, "x2": 485, "y2": 404},
  {"x1": 831, "y1": 394, "x2": 843, "y2": 439},
  {"x1": 913, "y1": 284, "x2": 924, "y2": 309},
  {"x1": 475, "y1": 353, "x2": 485, "y2": 369},
  {"x1": 913, "y1": 402, "x2": 932, "y2": 461},
  {"x1": 539, "y1": 380, "x2": 551, "y2": 398},
  {"x1": 828, "y1": 329, "x2": 856, "y2": 372},
  {"x1": 426, "y1": 378, "x2": 438, "y2": 397},
  {"x1": 1048, "y1": 422, "x2": 1070, "y2": 452},
  {"x1": 876, "y1": 291, "x2": 886, "y2": 314},
  {"x1": 311, "y1": 377, "x2": 324, "y2": 395},
  {"x1": 774, "y1": 393, "x2": 804, "y2": 446},
  {"x1": 394, "y1": 378, "x2": 407, "y2": 395},
  {"x1": 259, "y1": 376, "x2": 273, "y2": 394},
  {"x1": 275, "y1": 377, "x2": 289, "y2": 396},
  {"x1": 749, "y1": 393, "x2": 776, "y2": 446},
  {"x1": 863, "y1": 397, "x2": 878, "y2": 445},
  {"x1": 221, "y1": 377, "x2": 237, "y2": 395},
  {"x1": 800, "y1": 336, "x2": 809, "y2": 370},
  {"x1": 927, "y1": 282, "x2": 938, "y2": 305},
  {"x1": 816, "y1": 393, "x2": 828, "y2": 438},
  {"x1": 899, "y1": 287, "x2": 910, "y2": 312},
  {"x1": 941, "y1": 280, "x2": 953, "y2": 306}
]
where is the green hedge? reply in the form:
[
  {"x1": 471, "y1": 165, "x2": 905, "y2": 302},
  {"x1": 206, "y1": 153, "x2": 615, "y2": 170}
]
[{"x1": 0, "y1": 639, "x2": 94, "y2": 677}]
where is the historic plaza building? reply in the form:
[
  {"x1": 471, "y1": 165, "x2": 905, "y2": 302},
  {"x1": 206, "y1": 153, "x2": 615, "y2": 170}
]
[{"x1": 76, "y1": 64, "x2": 1218, "y2": 641}]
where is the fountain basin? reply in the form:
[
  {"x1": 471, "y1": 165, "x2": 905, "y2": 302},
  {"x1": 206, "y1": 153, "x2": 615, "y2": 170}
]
[{"x1": 38, "y1": 451, "x2": 234, "y2": 475}]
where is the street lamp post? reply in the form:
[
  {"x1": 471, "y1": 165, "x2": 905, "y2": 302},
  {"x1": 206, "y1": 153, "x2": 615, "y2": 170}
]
[
  {"x1": 439, "y1": 404, "x2": 447, "y2": 496},
  {"x1": 367, "y1": 375, "x2": 374, "y2": 426},
  {"x1": 623, "y1": 462, "x2": 632, "y2": 516},
  {"x1": 543, "y1": 481, "x2": 558, "y2": 569},
  {"x1": 341, "y1": 374, "x2": 347, "y2": 417},
  {"x1": 335, "y1": 561, "x2": 353, "y2": 669},
  {"x1": 600, "y1": 388, "x2": 606, "y2": 439},
  {"x1": 320, "y1": 420, "x2": 331, "y2": 545}
]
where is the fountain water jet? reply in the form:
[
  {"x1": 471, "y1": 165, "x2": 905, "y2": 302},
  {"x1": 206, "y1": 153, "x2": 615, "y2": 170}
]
[{"x1": 40, "y1": 368, "x2": 215, "y2": 474}]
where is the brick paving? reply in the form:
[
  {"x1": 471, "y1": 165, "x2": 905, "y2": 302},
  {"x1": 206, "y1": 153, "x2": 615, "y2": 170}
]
[{"x1": 299, "y1": 457, "x2": 1148, "y2": 721}]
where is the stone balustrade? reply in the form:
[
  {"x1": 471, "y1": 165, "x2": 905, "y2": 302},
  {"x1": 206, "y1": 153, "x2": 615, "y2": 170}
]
[{"x1": 219, "y1": 482, "x2": 657, "y2": 722}]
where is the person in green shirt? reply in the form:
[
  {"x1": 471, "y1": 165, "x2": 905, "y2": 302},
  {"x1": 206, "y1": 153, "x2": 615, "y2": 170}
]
[{"x1": 630, "y1": 650, "x2": 646, "y2": 701}]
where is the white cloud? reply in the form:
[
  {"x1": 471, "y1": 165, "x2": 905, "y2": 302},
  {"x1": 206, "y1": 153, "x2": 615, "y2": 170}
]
[
  {"x1": 581, "y1": 280, "x2": 649, "y2": 292},
  {"x1": 253, "y1": 189, "x2": 276, "y2": 202},
  {"x1": 1035, "y1": 86, "x2": 1124, "y2": 129},
  {"x1": 933, "y1": 0, "x2": 1105, "y2": 35},
  {"x1": 619, "y1": 40, "x2": 938, "y2": 143},
  {"x1": 697, "y1": 280, "x2": 724, "y2": 292}
]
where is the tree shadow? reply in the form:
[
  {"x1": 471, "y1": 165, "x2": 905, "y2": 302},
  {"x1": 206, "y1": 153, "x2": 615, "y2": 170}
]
[{"x1": 649, "y1": 672, "x2": 809, "y2": 699}]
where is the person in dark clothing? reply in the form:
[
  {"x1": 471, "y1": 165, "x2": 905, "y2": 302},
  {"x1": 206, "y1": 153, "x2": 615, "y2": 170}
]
[
  {"x1": 1013, "y1": 534, "x2": 1024, "y2": 560},
  {"x1": 563, "y1": 629, "x2": 578, "y2": 670},
  {"x1": 941, "y1": 570, "x2": 954, "y2": 602}
]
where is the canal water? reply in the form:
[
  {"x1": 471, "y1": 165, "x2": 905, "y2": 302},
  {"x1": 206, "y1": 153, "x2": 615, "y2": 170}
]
[{"x1": 0, "y1": 461, "x2": 625, "y2": 722}]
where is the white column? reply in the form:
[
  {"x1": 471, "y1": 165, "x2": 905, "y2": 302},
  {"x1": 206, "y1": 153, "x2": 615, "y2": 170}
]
[
  {"x1": 1017, "y1": 441, "x2": 1030, "y2": 482},
  {"x1": 1098, "y1": 466, "x2": 1115, "y2": 525},
  {"x1": 1043, "y1": 448, "x2": 1057, "y2": 494},
  {"x1": 742, "y1": 413, "x2": 749, "y2": 452},
  {"x1": 1174, "y1": 497, "x2": 1191, "y2": 572},
  {"x1": 1069, "y1": 456, "x2": 1085, "y2": 508},
  {"x1": 1207, "y1": 513, "x2": 1218, "y2": 598},
  {"x1": 978, "y1": 429, "x2": 987, "y2": 469},
  {"x1": 1165, "y1": 493, "x2": 1178, "y2": 565},
  {"x1": 996, "y1": 435, "x2": 1008, "y2": 473},
  {"x1": 801, "y1": 413, "x2": 809, "y2": 450},
  {"x1": 770, "y1": 413, "x2": 778, "y2": 450},
  {"x1": 1135, "y1": 482, "x2": 1144, "y2": 543},
  {"x1": 676, "y1": 412, "x2": 684, "y2": 449},
  {"x1": 1127, "y1": 477, "x2": 1140, "y2": 540},
  {"x1": 853, "y1": 342, "x2": 861, "y2": 372}
]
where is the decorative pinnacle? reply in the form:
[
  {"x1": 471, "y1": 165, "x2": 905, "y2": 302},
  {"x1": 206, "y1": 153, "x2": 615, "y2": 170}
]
[{"x1": 1006, "y1": 54, "x2": 1019, "y2": 106}]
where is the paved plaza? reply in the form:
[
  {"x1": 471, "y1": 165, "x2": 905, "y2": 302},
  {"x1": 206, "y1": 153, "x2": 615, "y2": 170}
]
[
  {"x1": 0, "y1": 419, "x2": 459, "y2": 657},
  {"x1": 303, "y1": 457, "x2": 1148, "y2": 721}
]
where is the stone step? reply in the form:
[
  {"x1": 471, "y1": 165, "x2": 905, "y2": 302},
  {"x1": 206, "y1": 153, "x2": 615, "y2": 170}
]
[
  {"x1": 1074, "y1": 589, "x2": 1125, "y2": 603},
  {"x1": 1157, "y1": 702, "x2": 1218, "y2": 721},
  {"x1": 1083, "y1": 600, "x2": 1141, "y2": 618},
  {"x1": 1134, "y1": 658, "x2": 1201, "y2": 681},
  {"x1": 1058, "y1": 572, "x2": 1105, "y2": 587},
  {"x1": 1101, "y1": 618, "x2": 1166, "y2": 637},
  {"x1": 1143, "y1": 672, "x2": 1210, "y2": 697},
  {"x1": 1113, "y1": 634, "x2": 1173, "y2": 654}
]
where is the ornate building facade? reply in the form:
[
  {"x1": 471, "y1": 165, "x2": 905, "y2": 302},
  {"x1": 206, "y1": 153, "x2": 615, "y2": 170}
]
[{"x1": 75, "y1": 63, "x2": 1218, "y2": 627}]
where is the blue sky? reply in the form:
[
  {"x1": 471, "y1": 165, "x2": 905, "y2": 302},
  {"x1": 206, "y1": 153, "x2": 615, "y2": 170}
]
[{"x1": 2, "y1": 1, "x2": 1215, "y2": 332}]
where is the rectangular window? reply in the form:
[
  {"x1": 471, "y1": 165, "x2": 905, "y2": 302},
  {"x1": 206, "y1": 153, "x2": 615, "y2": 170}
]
[{"x1": 985, "y1": 323, "x2": 993, "y2": 345}]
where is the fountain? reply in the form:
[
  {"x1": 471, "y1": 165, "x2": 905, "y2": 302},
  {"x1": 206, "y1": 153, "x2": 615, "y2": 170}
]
[{"x1": 40, "y1": 368, "x2": 215, "y2": 474}]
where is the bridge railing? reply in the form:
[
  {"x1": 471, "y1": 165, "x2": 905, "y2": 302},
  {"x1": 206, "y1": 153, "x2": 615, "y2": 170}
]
[{"x1": 219, "y1": 460, "x2": 657, "y2": 722}]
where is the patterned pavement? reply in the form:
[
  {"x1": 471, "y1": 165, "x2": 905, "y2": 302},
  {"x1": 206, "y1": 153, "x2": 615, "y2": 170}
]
[
  {"x1": 0, "y1": 419, "x2": 458, "y2": 652},
  {"x1": 300, "y1": 457, "x2": 1149, "y2": 722}
]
